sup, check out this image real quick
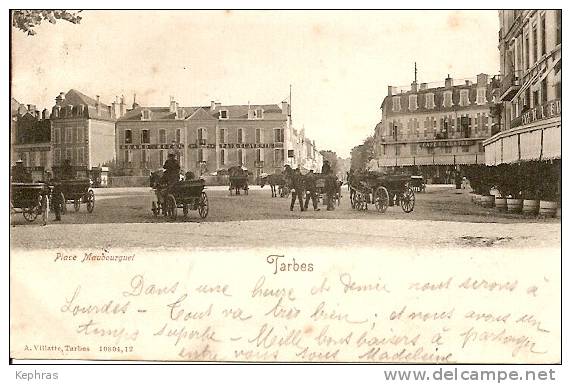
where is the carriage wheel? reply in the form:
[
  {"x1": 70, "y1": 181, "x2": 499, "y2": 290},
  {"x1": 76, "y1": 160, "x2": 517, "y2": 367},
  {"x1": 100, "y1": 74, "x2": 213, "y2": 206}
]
[
  {"x1": 374, "y1": 187, "x2": 390, "y2": 213},
  {"x1": 198, "y1": 192, "x2": 209, "y2": 218},
  {"x1": 86, "y1": 190, "x2": 95, "y2": 213},
  {"x1": 182, "y1": 204, "x2": 189, "y2": 217},
  {"x1": 400, "y1": 187, "x2": 416, "y2": 213},
  {"x1": 74, "y1": 198, "x2": 81, "y2": 212},
  {"x1": 23, "y1": 206, "x2": 38, "y2": 222},
  {"x1": 59, "y1": 192, "x2": 67, "y2": 215},
  {"x1": 165, "y1": 194, "x2": 177, "y2": 219},
  {"x1": 152, "y1": 201, "x2": 159, "y2": 217}
]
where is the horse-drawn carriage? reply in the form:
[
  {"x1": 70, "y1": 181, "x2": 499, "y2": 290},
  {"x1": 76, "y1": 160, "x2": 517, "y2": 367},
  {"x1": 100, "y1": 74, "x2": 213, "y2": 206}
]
[
  {"x1": 409, "y1": 175, "x2": 426, "y2": 193},
  {"x1": 10, "y1": 182, "x2": 51, "y2": 223},
  {"x1": 151, "y1": 177, "x2": 208, "y2": 220},
  {"x1": 51, "y1": 178, "x2": 95, "y2": 214},
  {"x1": 349, "y1": 171, "x2": 415, "y2": 213},
  {"x1": 228, "y1": 166, "x2": 249, "y2": 196},
  {"x1": 313, "y1": 173, "x2": 342, "y2": 207},
  {"x1": 260, "y1": 173, "x2": 290, "y2": 198}
]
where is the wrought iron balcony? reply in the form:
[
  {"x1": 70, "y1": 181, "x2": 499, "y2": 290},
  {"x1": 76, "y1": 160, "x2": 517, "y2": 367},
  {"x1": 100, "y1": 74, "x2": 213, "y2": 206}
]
[{"x1": 499, "y1": 70, "x2": 522, "y2": 102}]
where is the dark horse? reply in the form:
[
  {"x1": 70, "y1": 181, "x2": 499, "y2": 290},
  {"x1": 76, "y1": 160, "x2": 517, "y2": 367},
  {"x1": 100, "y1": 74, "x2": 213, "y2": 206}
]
[
  {"x1": 260, "y1": 173, "x2": 289, "y2": 197},
  {"x1": 228, "y1": 166, "x2": 249, "y2": 195}
]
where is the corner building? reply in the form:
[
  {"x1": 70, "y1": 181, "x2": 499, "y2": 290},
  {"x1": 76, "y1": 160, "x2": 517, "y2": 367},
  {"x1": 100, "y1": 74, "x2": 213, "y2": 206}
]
[{"x1": 376, "y1": 74, "x2": 497, "y2": 183}]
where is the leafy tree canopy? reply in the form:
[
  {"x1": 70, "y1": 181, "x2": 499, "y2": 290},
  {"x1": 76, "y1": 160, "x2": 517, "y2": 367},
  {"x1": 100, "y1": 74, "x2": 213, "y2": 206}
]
[{"x1": 12, "y1": 10, "x2": 82, "y2": 36}]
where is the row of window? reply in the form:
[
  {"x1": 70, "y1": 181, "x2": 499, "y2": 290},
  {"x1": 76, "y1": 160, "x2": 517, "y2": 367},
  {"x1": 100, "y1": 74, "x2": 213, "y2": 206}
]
[
  {"x1": 53, "y1": 127, "x2": 85, "y2": 144},
  {"x1": 52, "y1": 104, "x2": 86, "y2": 119},
  {"x1": 140, "y1": 108, "x2": 265, "y2": 121},
  {"x1": 389, "y1": 114, "x2": 490, "y2": 137},
  {"x1": 384, "y1": 143, "x2": 479, "y2": 156},
  {"x1": 123, "y1": 128, "x2": 285, "y2": 144},
  {"x1": 53, "y1": 147, "x2": 85, "y2": 165},
  {"x1": 17, "y1": 151, "x2": 49, "y2": 167},
  {"x1": 523, "y1": 12, "x2": 550, "y2": 72},
  {"x1": 392, "y1": 89, "x2": 488, "y2": 112},
  {"x1": 123, "y1": 148, "x2": 285, "y2": 167}
]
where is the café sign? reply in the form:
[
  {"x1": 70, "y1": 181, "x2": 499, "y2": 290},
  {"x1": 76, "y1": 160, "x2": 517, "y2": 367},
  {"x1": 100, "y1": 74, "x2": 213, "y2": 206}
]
[
  {"x1": 419, "y1": 140, "x2": 475, "y2": 148},
  {"x1": 521, "y1": 99, "x2": 561, "y2": 126}
]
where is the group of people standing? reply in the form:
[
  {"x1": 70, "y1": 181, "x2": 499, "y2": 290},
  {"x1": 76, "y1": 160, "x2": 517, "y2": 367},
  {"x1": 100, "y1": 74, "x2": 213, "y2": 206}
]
[{"x1": 287, "y1": 159, "x2": 337, "y2": 212}]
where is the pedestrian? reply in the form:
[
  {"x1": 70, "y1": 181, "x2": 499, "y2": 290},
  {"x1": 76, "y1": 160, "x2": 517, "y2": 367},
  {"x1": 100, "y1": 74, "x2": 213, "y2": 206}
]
[
  {"x1": 290, "y1": 168, "x2": 305, "y2": 212},
  {"x1": 321, "y1": 160, "x2": 331, "y2": 175},
  {"x1": 303, "y1": 170, "x2": 320, "y2": 211}
]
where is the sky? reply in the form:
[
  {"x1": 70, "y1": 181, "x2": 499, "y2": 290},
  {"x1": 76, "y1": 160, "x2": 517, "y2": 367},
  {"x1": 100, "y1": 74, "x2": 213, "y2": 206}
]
[{"x1": 11, "y1": 10, "x2": 500, "y2": 158}]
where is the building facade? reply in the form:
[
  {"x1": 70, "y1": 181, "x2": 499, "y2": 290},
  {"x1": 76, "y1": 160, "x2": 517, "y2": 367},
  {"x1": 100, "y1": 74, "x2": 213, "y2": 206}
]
[
  {"x1": 12, "y1": 103, "x2": 53, "y2": 181},
  {"x1": 50, "y1": 89, "x2": 119, "y2": 178},
  {"x1": 484, "y1": 10, "x2": 561, "y2": 166},
  {"x1": 375, "y1": 74, "x2": 498, "y2": 182},
  {"x1": 116, "y1": 99, "x2": 322, "y2": 179}
]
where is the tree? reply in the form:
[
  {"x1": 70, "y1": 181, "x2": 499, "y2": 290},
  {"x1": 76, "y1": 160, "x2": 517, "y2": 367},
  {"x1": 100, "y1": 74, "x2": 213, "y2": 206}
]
[
  {"x1": 12, "y1": 10, "x2": 82, "y2": 36},
  {"x1": 350, "y1": 136, "x2": 375, "y2": 171}
]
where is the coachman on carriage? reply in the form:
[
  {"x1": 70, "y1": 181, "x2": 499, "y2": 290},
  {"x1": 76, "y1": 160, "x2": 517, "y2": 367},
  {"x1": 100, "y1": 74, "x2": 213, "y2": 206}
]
[{"x1": 150, "y1": 171, "x2": 209, "y2": 220}]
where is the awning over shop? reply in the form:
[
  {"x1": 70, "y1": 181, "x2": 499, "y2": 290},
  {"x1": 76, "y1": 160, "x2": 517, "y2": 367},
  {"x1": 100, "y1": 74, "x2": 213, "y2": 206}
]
[
  {"x1": 454, "y1": 154, "x2": 478, "y2": 165},
  {"x1": 397, "y1": 157, "x2": 415, "y2": 166},
  {"x1": 542, "y1": 124, "x2": 561, "y2": 160},
  {"x1": 433, "y1": 155, "x2": 455, "y2": 165},
  {"x1": 519, "y1": 129, "x2": 542, "y2": 161},
  {"x1": 502, "y1": 135, "x2": 519, "y2": 163},
  {"x1": 414, "y1": 156, "x2": 434, "y2": 165}
]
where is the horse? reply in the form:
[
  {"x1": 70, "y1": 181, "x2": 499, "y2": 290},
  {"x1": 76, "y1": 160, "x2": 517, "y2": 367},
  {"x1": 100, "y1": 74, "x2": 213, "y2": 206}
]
[
  {"x1": 228, "y1": 166, "x2": 249, "y2": 195},
  {"x1": 260, "y1": 173, "x2": 286, "y2": 197},
  {"x1": 150, "y1": 170, "x2": 168, "y2": 215}
]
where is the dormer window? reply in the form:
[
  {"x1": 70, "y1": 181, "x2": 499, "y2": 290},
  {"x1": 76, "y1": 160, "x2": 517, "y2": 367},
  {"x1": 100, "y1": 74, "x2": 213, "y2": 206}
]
[
  {"x1": 219, "y1": 110, "x2": 228, "y2": 119},
  {"x1": 408, "y1": 95, "x2": 418, "y2": 111},
  {"x1": 142, "y1": 109, "x2": 151, "y2": 121},
  {"x1": 459, "y1": 90, "x2": 470, "y2": 107},
  {"x1": 443, "y1": 91, "x2": 453, "y2": 108},
  {"x1": 476, "y1": 88, "x2": 487, "y2": 105},
  {"x1": 254, "y1": 108, "x2": 264, "y2": 119},
  {"x1": 392, "y1": 97, "x2": 401, "y2": 112},
  {"x1": 425, "y1": 93, "x2": 435, "y2": 109}
]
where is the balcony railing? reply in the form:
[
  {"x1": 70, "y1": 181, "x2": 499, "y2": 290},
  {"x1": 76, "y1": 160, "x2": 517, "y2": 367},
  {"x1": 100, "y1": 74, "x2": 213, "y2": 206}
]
[{"x1": 499, "y1": 69, "x2": 522, "y2": 101}]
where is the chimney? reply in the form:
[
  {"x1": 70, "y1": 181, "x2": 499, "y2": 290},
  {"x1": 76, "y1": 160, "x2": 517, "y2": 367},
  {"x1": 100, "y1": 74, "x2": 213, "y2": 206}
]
[
  {"x1": 210, "y1": 101, "x2": 216, "y2": 111},
  {"x1": 55, "y1": 92, "x2": 65, "y2": 106},
  {"x1": 281, "y1": 100, "x2": 289, "y2": 115},
  {"x1": 132, "y1": 93, "x2": 140, "y2": 109},
  {"x1": 42, "y1": 108, "x2": 50, "y2": 120},
  {"x1": 420, "y1": 82, "x2": 428, "y2": 91},
  {"x1": 465, "y1": 80, "x2": 472, "y2": 86},
  {"x1": 411, "y1": 82, "x2": 418, "y2": 93},
  {"x1": 215, "y1": 101, "x2": 221, "y2": 110},
  {"x1": 95, "y1": 95, "x2": 101, "y2": 114},
  {"x1": 120, "y1": 95, "x2": 126, "y2": 117},
  {"x1": 27, "y1": 104, "x2": 36, "y2": 113},
  {"x1": 169, "y1": 96, "x2": 176, "y2": 113},
  {"x1": 388, "y1": 86, "x2": 393, "y2": 96},
  {"x1": 445, "y1": 75, "x2": 453, "y2": 88},
  {"x1": 112, "y1": 96, "x2": 120, "y2": 119},
  {"x1": 477, "y1": 73, "x2": 489, "y2": 87}
]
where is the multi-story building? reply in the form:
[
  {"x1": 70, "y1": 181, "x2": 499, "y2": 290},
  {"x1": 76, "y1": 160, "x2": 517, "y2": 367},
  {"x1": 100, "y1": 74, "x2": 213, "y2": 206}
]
[
  {"x1": 116, "y1": 98, "x2": 321, "y2": 180},
  {"x1": 12, "y1": 103, "x2": 52, "y2": 181},
  {"x1": 375, "y1": 74, "x2": 498, "y2": 182},
  {"x1": 484, "y1": 10, "x2": 561, "y2": 167},
  {"x1": 50, "y1": 89, "x2": 119, "y2": 178}
]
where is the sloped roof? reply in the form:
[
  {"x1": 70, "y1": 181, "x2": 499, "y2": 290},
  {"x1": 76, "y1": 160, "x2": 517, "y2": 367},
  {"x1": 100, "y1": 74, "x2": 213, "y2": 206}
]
[
  {"x1": 11, "y1": 98, "x2": 22, "y2": 116},
  {"x1": 119, "y1": 103, "x2": 285, "y2": 121},
  {"x1": 62, "y1": 89, "x2": 109, "y2": 108}
]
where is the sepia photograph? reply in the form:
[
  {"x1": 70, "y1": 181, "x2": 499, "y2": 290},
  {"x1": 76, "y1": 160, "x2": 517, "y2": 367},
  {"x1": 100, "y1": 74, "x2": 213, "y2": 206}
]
[{"x1": 7, "y1": 7, "x2": 563, "y2": 373}]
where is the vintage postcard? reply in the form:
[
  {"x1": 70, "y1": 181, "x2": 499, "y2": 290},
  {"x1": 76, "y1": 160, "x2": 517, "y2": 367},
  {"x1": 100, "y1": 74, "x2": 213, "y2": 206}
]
[{"x1": 9, "y1": 10, "x2": 562, "y2": 364}]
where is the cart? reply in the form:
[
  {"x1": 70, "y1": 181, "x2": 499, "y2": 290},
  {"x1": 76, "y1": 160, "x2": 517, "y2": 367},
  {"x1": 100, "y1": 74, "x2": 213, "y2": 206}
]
[
  {"x1": 313, "y1": 174, "x2": 342, "y2": 207},
  {"x1": 410, "y1": 175, "x2": 426, "y2": 192},
  {"x1": 51, "y1": 178, "x2": 95, "y2": 214},
  {"x1": 10, "y1": 182, "x2": 51, "y2": 224},
  {"x1": 152, "y1": 179, "x2": 208, "y2": 220},
  {"x1": 228, "y1": 166, "x2": 249, "y2": 195},
  {"x1": 349, "y1": 172, "x2": 415, "y2": 213}
]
